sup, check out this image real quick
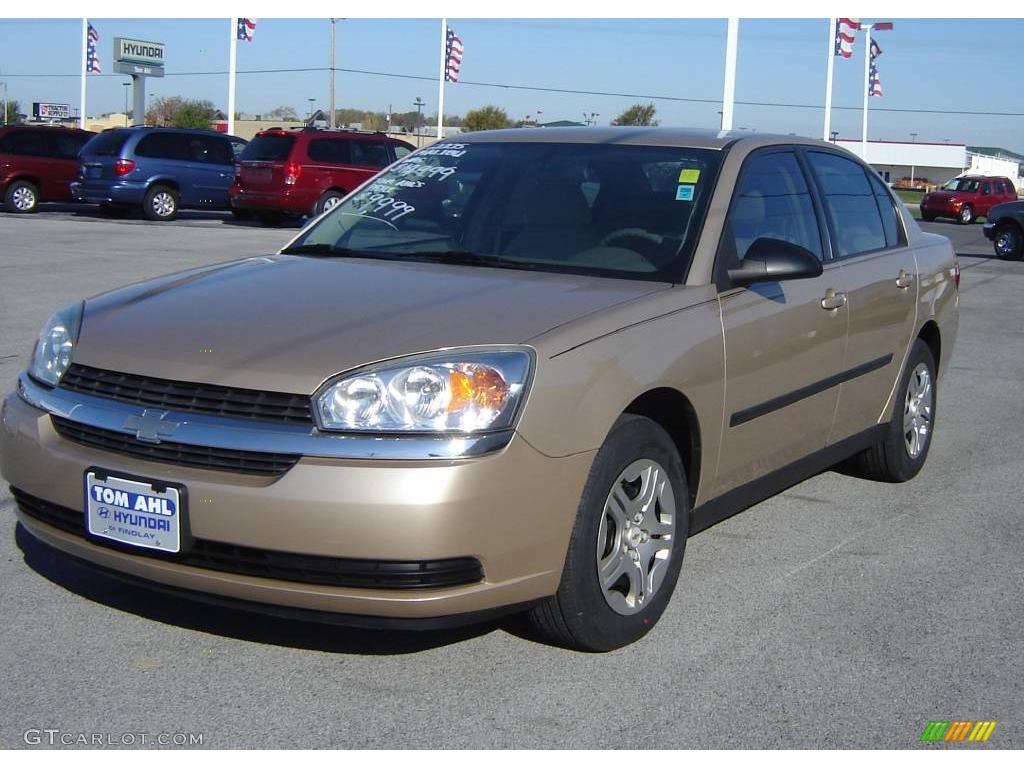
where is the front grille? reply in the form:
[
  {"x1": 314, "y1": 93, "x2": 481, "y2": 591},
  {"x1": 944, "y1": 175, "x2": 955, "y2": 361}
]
[
  {"x1": 51, "y1": 416, "x2": 299, "y2": 477},
  {"x1": 60, "y1": 364, "x2": 313, "y2": 425},
  {"x1": 12, "y1": 488, "x2": 484, "y2": 590}
]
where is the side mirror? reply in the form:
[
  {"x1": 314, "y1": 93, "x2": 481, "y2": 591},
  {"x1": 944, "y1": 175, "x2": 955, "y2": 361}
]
[{"x1": 726, "y1": 238, "x2": 823, "y2": 287}]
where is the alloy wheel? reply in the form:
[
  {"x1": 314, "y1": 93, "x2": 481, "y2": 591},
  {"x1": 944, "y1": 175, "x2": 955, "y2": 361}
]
[
  {"x1": 903, "y1": 362, "x2": 933, "y2": 459},
  {"x1": 596, "y1": 459, "x2": 676, "y2": 616},
  {"x1": 12, "y1": 185, "x2": 36, "y2": 211}
]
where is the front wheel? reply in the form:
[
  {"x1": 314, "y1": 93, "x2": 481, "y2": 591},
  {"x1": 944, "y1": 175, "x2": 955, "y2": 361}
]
[
  {"x1": 993, "y1": 223, "x2": 1023, "y2": 260},
  {"x1": 4, "y1": 180, "x2": 39, "y2": 213},
  {"x1": 958, "y1": 205, "x2": 975, "y2": 225},
  {"x1": 142, "y1": 185, "x2": 179, "y2": 221},
  {"x1": 848, "y1": 338, "x2": 937, "y2": 483},
  {"x1": 529, "y1": 415, "x2": 689, "y2": 651}
]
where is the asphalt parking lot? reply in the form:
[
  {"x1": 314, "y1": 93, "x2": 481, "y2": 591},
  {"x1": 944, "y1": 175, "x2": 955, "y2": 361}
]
[{"x1": 0, "y1": 207, "x2": 1020, "y2": 749}]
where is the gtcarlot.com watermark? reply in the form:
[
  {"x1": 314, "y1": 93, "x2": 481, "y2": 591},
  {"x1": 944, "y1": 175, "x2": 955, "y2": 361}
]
[{"x1": 23, "y1": 729, "x2": 204, "y2": 747}]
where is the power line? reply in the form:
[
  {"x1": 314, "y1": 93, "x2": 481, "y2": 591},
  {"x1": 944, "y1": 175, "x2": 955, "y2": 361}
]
[{"x1": 5, "y1": 65, "x2": 1024, "y2": 118}]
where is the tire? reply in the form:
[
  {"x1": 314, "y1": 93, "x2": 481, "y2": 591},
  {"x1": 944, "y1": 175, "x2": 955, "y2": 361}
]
[
  {"x1": 529, "y1": 415, "x2": 690, "y2": 651},
  {"x1": 993, "y1": 223, "x2": 1023, "y2": 260},
  {"x1": 957, "y1": 205, "x2": 974, "y2": 225},
  {"x1": 314, "y1": 189, "x2": 345, "y2": 216},
  {"x1": 849, "y1": 339, "x2": 937, "y2": 483},
  {"x1": 4, "y1": 180, "x2": 39, "y2": 213},
  {"x1": 142, "y1": 185, "x2": 179, "y2": 221}
]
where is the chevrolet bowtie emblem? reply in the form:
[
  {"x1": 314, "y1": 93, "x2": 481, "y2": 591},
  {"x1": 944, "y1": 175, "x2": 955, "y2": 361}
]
[{"x1": 122, "y1": 409, "x2": 181, "y2": 444}]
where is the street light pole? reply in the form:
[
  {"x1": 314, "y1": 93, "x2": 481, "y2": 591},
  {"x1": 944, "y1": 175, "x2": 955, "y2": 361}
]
[
  {"x1": 830, "y1": 130, "x2": 839, "y2": 143},
  {"x1": 413, "y1": 97, "x2": 425, "y2": 147},
  {"x1": 329, "y1": 19, "x2": 336, "y2": 129}
]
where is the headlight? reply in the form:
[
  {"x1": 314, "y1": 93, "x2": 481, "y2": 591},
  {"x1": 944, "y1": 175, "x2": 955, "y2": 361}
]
[
  {"x1": 315, "y1": 348, "x2": 533, "y2": 434},
  {"x1": 29, "y1": 301, "x2": 84, "y2": 387}
]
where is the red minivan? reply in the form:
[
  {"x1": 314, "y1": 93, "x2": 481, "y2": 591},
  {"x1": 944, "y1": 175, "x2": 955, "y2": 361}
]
[
  {"x1": 920, "y1": 175, "x2": 1018, "y2": 225},
  {"x1": 229, "y1": 128, "x2": 414, "y2": 220},
  {"x1": 0, "y1": 125, "x2": 95, "y2": 213}
]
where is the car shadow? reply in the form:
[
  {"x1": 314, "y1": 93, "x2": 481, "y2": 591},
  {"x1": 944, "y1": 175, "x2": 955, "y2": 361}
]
[{"x1": 15, "y1": 523, "x2": 537, "y2": 655}]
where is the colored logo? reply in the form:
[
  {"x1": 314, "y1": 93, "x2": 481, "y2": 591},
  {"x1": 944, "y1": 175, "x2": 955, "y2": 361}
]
[{"x1": 921, "y1": 721, "x2": 997, "y2": 742}]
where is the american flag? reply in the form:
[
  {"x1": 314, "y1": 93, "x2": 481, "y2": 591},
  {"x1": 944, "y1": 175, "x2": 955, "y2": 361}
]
[
  {"x1": 444, "y1": 26, "x2": 463, "y2": 83},
  {"x1": 869, "y1": 39, "x2": 883, "y2": 97},
  {"x1": 237, "y1": 18, "x2": 256, "y2": 42},
  {"x1": 86, "y1": 22, "x2": 101, "y2": 74},
  {"x1": 833, "y1": 18, "x2": 860, "y2": 59}
]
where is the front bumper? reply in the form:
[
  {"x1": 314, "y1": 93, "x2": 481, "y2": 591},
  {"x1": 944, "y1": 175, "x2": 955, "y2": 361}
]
[
  {"x1": 983, "y1": 221, "x2": 996, "y2": 241},
  {"x1": 70, "y1": 179, "x2": 148, "y2": 205},
  {"x1": 1, "y1": 380, "x2": 594, "y2": 619}
]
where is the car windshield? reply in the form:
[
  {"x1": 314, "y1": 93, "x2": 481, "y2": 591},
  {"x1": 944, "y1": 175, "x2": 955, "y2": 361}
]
[
  {"x1": 286, "y1": 141, "x2": 722, "y2": 282},
  {"x1": 942, "y1": 178, "x2": 980, "y2": 192}
]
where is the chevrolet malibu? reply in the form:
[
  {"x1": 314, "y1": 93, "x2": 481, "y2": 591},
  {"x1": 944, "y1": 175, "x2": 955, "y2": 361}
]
[{"x1": 0, "y1": 128, "x2": 959, "y2": 651}]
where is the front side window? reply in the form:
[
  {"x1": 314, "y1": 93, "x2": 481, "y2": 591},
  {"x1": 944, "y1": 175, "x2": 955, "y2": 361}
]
[
  {"x1": 286, "y1": 141, "x2": 722, "y2": 282},
  {"x1": 867, "y1": 171, "x2": 904, "y2": 248},
  {"x1": 51, "y1": 132, "x2": 91, "y2": 159},
  {"x1": 807, "y1": 151, "x2": 887, "y2": 258},
  {"x1": 719, "y1": 150, "x2": 823, "y2": 268}
]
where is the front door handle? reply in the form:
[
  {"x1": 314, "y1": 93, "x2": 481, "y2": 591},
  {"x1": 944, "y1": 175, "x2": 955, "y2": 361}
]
[
  {"x1": 821, "y1": 288, "x2": 847, "y2": 311},
  {"x1": 896, "y1": 269, "x2": 914, "y2": 289}
]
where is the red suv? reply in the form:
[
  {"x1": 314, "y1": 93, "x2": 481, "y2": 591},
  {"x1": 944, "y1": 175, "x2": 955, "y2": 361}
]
[
  {"x1": 0, "y1": 125, "x2": 95, "y2": 213},
  {"x1": 920, "y1": 175, "x2": 1018, "y2": 225},
  {"x1": 229, "y1": 128, "x2": 414, "y2": 220}
]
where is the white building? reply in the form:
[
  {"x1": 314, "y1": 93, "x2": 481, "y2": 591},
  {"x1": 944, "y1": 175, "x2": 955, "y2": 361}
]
[{"x1": 834, "y1": 138, "x2": 1022, "y2": 192}]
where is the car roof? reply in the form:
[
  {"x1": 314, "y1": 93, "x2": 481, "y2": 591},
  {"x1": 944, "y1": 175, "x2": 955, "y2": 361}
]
[
  {"x1": 449, "y1": 126, "x2": 840, "y2": 152},
  {"x1": 100, "y1": 126, "x2": 244, "y2": 141},
  {"x1": 255, "y1": 128, "x2": 406, "y2": 142}
]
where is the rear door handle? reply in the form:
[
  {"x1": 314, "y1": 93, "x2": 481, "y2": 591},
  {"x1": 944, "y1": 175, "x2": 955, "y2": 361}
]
[
  {"x1": 896, "y1": 269, "x2": 914, "y2": 289},
  {"x1": 821, "y1": 289, "x2": 847, "y2": 311}
]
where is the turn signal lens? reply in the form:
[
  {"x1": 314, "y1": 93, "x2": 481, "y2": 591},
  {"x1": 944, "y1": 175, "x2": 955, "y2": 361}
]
[{"x1": 284, "y1": 162, "x2": 301, "y2": 185}]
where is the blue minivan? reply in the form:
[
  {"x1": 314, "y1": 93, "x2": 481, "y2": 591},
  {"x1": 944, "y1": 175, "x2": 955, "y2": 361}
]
[{"x1": 72, "y1": 127, "x2": 247, "y2": 221}]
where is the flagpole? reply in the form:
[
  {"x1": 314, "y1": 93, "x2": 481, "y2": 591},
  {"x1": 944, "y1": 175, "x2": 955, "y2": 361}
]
[
  {"x1": 720, "y1": 18, "x2": 738, "y2": 131},
  {"x1": 437, "y1": 18, "x2": 446, "y2": 140},
  {"x1": 80, "y1": 18, "x2": 88, "y2": 130},
  {"x1": 228, "y1": 19, "x2": 237, "y2": 136},
  {"x1": 823, "y1": 18, "x2": 835, "y2": 141},
  {"x1": 861, "y1": 25, "x2": 871, "y2": 162}
]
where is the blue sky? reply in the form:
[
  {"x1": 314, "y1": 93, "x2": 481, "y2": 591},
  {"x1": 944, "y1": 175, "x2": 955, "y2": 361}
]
[{"x1": 1, "y1": 16, "x2": 1022, "y2": 151}]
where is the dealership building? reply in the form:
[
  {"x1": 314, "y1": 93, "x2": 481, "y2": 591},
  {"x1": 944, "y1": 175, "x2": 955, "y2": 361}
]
[{"x1": 837, "y1": 138, "x2": 1023, "y2": 192}]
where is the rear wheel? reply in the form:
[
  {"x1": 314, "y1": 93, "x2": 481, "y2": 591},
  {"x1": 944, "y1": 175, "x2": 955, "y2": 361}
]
[
  {"x1": 993, "y1": 223, "x2": 1023, "y2": 260},
  {"x1": 315, "y1": 189, "x2": 345, "y2": 216},
  {"x1": 958, "y1": 205, "x2": 974, "y2": 225},
  {"x1": 848, "y1": 339, "x2": 937, "y2": 483},
  {"x1": 529, "y1": 415, "x2": 689, "y2": 651},
  {"x1": 142, "y1": 185, "x2": 179, "y2": 221},
  {"x1": 4, "y1": 180, "x2": 39, "y2": 213}
]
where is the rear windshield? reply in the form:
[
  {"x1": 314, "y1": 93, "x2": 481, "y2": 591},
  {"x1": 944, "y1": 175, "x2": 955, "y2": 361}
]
[
  {"x1": 81, "y1": 131, "x2": 130, "y2": 156},
  {"x1": 240, "y1": 134, "x2": 295, "y2": 162}
]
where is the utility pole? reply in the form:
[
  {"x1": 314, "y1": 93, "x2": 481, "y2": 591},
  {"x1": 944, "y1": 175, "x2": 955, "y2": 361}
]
[
  {"x1": 1, "y1": 76, "x2": 7, "y2": 126},
  {"x1": 413, "y1": 97, "x2": 425, "y2": 147},
  {"x1": 329, "y1": 19, "x2": 336, "y2": 128}
]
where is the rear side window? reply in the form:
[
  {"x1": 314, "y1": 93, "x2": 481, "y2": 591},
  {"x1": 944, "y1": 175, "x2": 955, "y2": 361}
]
[
  {"x1": 981, "y1": 181, "x2": 992, "y2": 195},
  {"x1": 51, "y1": 132, "x2": 91, "y2": 159},
  {"x1": 0, "y1": 130, "x2": 49, "y2": 157},
  {"x1": 240, "y1": 134, "x2": 295, "y2": 161},
  {"x1": 307, "y1": 139, "x2": 351, "y2": 164},
  {"x1": 351, "y1": 141, "x2": 391, "y2": 168},
  {"x1": 136, "y1": 132, "x2": 189, "y2": 161},
  {"x1": 867, "y1": 172, "x2": 903, "y2": 248},
  {"x1": 81, "y1": 131, "x2": 130, "y2": 157},
  {"x1": 807, "y1": 151, "x2": 887, "y2": 258},
  {"x1": 720, "y1": 150, "x2": 823, "y2": 266}
]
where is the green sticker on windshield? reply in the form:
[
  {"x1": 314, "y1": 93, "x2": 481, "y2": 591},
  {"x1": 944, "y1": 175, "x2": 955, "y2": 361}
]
[
  {"x1": 675, "y1": 184, "x2": 695, "y2": 201},
  {"x1": 678, "y1": 168, "x2": 701, "y2": 184}
]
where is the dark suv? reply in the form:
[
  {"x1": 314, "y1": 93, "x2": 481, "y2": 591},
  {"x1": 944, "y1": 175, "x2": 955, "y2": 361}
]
[
  {"x1": 229, "y1": 128, "x2": 414, "y2": 220},
  {"x1": 72, "y1": 127, "x2": 247, "y2": 220},
  {"x1": 0, "y1": 125, "x2": 95, "y2": 213}
]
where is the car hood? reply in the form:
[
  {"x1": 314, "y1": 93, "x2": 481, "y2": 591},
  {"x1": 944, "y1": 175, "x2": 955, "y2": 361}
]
[{"x1": 74, "y1": 255, "x2": 667, "y2": 394}]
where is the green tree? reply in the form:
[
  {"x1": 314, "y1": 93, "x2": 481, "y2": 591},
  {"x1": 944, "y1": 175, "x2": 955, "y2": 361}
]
[
  {"x1": 462, "y1": 105, "x2": 511, "y2": 132},
  {"x1": 170, "y1": 99, "x2": 217, "y2": 129},
  {"x1": 3, "y1": 99, "x2": 23, "y2": 124},
  {"x1": 614, "y1": 103, "x2": 658, "y2": 126},
  {"x1": 361, "y1": 112, "x2": 387, "y2": 131}
]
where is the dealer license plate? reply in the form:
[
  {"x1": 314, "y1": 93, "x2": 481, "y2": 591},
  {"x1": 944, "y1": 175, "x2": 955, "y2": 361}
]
[{"x1": 85, "y1": 471, "x2": 183, "y2": 553}]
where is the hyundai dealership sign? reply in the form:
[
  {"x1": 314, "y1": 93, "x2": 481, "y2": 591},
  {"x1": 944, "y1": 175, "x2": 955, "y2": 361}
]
[{"x1": 114, "y1": 37, "x2": 164, "y2": 67}]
